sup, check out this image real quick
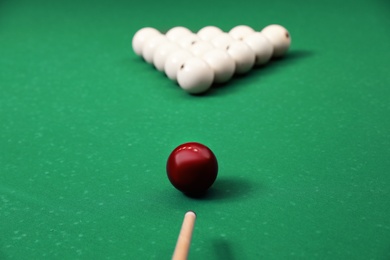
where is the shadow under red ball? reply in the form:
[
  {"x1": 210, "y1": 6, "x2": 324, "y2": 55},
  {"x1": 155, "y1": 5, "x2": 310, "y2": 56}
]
[{"x1": 167, "y1": 142, "x2": 218, "y2": 195}]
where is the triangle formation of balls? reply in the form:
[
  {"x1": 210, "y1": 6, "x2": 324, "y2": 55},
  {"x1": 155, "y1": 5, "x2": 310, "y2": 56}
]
[{"x1": 132, "y1": 25, "x2": 291, "y2": 95}]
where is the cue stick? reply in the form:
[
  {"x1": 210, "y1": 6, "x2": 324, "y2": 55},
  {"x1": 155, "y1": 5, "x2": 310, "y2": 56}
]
[{"x1": 172, "y1": 211, "x2": 197, "y2": 260}]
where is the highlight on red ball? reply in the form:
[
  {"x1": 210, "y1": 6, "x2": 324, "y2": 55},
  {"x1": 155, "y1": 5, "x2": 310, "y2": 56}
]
[{"x1": 166, "y1": 142, "x2": 218, "y2": 196}]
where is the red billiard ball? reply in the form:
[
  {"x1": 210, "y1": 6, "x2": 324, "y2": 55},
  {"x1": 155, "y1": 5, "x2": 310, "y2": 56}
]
[{"x1": 167, "y1": 142, "x2": 218, "y2": 195}]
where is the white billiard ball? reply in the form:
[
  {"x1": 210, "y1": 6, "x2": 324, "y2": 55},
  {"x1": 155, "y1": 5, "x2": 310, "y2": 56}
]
[
  {"x1": 153, "y1": 42, "x2": 180, "y2": 71},
  {"x1": 261, "y1": 24, "x2": 291, "y2": 57},
  {"x1": 197, "y1": 26, "x2": 224, "y2": 41},
  {"x1": 226, "y1": 41, "x2": 255, "y2": 74},
  {"x1": 202, "y1": 48, "x2": 235, "y2": 83},
  {"x1": 164, "y1": 49, "x2": 193, "y2": 81},
  {"x1": 166, "y1": 26, "x2": 193, "y2": 42},
  {"x1": 177, "y1": 57, "x2": 214, "y2": 94},
  {"x1": 142, "y1": 35, "x2": 169, "y2": 63},
  {"x1": 211, "y1": 33, "x2": 235, "y2": 49},
  {"x1": 132, "y1": 27, "x2": 161, "y2": 56},
  {"x1": 229, "y1": 25, "x2": 255, "y2": 40},
  {"x1": 190, "y1": 41, "x2": 214, "y2": 56},
  {"x1": 243, "y1": 32, "x2": 274, "y2": 65},
  {"x1": 177, "y1": 34, "x2": 201, "y2": 49}
]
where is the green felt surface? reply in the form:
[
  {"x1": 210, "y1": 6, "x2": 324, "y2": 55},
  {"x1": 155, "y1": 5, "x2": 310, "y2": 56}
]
[{"x1": 1, "y1": 0, "x2": 390, "y2": 259}]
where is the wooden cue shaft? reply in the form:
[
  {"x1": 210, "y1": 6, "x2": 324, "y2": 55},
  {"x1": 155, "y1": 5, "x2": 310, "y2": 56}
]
[{"x1": 172, "y1": 211, "x2": 197, "y2": 260}]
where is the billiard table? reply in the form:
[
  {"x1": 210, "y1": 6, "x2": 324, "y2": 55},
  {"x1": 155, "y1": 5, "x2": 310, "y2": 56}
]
[{"x1": 1, "y1": 0, "x2": 390, "y2": 259}]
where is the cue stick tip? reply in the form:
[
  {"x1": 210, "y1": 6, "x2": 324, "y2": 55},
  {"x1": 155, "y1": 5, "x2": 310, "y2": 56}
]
[{"x1": 186, "y1": 210, "x2": 196, "y2": 217}]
